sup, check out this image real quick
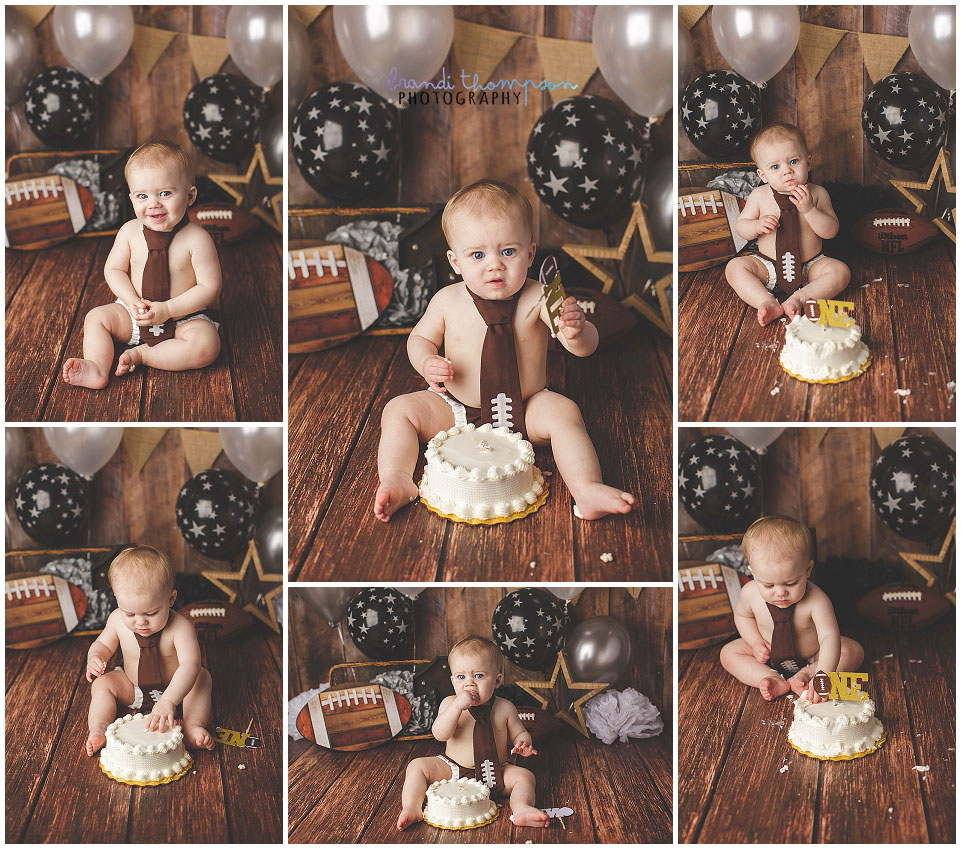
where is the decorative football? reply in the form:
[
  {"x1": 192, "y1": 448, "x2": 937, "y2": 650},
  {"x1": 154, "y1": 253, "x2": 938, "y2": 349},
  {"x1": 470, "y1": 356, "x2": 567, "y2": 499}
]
[
  {"x1": 188, "y1": 202, "x2": 261, "y2": 246},
  {"x1": 811, "y1": 670, "x2": 832, "y2": 698},
  {"x1": 678, "y1": 562, "x2": 750, "y2": 650},
  {"x1": 678, "y1": 186, "x2": 747, "y2": 272},
  {"x1": 516, "y1": 705, "x2": 568, "y2": 743},
  {"x1": 850, "y1": 208, "x2": 940, "y2": 255},
  {"x1": 549, "y1": 287, "x2": 637, "y2": 351},
  {"x1": 5, "y1": 174, "x2": 95, "y2": 250},
  {"x1": 856, "y1": 582, "x2": 952, "y2": 630},
  {"x1": 296, "y1": 683, "x2": 411, "y2": 751},
  {"x1": 288, "y1": 241, "x2": 394, "y2": 354},
  {"x1": 5, "y1": 571, "x2": 87, "y2": 649},
  {"x1": 178, "y1": 600, "x2": 256, "y2": 643}
]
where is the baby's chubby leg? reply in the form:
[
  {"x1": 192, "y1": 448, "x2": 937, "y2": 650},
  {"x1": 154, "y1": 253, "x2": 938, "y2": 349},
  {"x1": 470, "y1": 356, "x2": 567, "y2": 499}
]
[
  {"x1": 724, "y1": 256, "x2": 783, "y2": 326},
  {"x1": 525, "y1": 390, "x2": 634, "y2": 520},
  {"x1": 63, "y1": 303, "x2": 132, "y2": 389},
  {"x1": 782, "y1": 257, "x2": 851, "y2": 318},
  {"x1": 182, "y1": 666, "x2": 214, "y2": 750},
  {"x1": 719, "y1": 639, "x2": 791, "y2": 700},
  {"x1": 86, "y1": 669, "x2": 135, "y2": 755},
  {"x1": 119, "y1": 319, "x2": 220, "y2": 374},
  {"x1": 397, "y1": 755, "x2": 451, "y2": 830},
  {"x1": 504, "y1": 764, "x2": 548, "y2": 828},
  {"x1": 375, "y1": 390, "x2": 454, "y2": 522}
]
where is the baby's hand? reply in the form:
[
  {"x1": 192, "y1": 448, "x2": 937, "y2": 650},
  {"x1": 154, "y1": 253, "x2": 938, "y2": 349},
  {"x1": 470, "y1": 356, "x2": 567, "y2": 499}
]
[
  {"x1": 85, "y1": 655, "x2": 107, "y2": 682},
  {"x1": 145, "y1": 699, "x2": 176, "y2": 732},
  {"x1": 752, "y1": 641, "x2": 771, "y2": 664},
  {"x1": 422, "y1": 354, "x2": 453, "y2": 392},
  {"x1": 511, "y1": 738, "x2": 537, "y2": 757},
  {"x1": 789, "y1": 184, "x2": 814, "y2": 213},
  {"x1": 556, "y1": 295, "x2": 585, "y2": 339},
  {"x1": 135, "y1": 299, "x2": 171, "y2": 327},
  {"x1": 755, "y1": 214, "x2": 780, "y2": 236}
]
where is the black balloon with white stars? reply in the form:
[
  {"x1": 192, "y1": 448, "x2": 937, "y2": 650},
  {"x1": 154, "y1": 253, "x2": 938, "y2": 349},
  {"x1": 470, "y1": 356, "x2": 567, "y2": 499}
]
[
  {"x1": 526, "y1": 95, "x2": 646, "y2": 229},
  {"x1": 291, "y1": 82, "x2": 399, "y2": 203},
  {"x1": 861, "y1": 73, "x2": 948, "y2": 169},
  {"x1": 13, "y1": 463, "x2": 88, "y2": 544},
  {"x1": 175, "y1": 469, "x2": 256, "y2": 560},
  {"x1": 680, "y1": 70, "x2": 761, "y2": 159},
  {"x1": 491, "y1": 588, "x2": 567, "y2": 671},
  {"x1": 183, "y1": 73, "x2": 264, "y2": 163},
  {"x1": 869, "y1": 435, "x2": 955, "y2": 542},
  {"x1": 346, "y1": 588, "x2": 414, "y2": 660},
  {"x1": 678, "y1": 435, "x2": 760, "y2": 532},
  {"x1": 23, "y1": 67, "x2": 96, "y2": 147}
]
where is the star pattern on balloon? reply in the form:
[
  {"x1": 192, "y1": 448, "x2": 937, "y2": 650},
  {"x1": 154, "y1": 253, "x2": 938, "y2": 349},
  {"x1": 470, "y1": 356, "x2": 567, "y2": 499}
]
[
  {"x1": 183, "y1": 74, "x2": 263, "y2": 163},
  {"x1": 678, "y1": 435, "x2": 760, "y2": 531},
  {"x1": 898, "y1": 518, "x2": 955, "y2": 598},
  {"x1": 13, "y1": 463, "x2": 87, "y2": 542},
  {"x1": 23, "y1": 67, "x2": 96, "y2": 146},
  {"x1": 201, "y1": 539, "x2": 282, "y2": 633},
  {"x1": 680, "y1": 71, "x2": 760, "y2": 158},
  {"x1": 346, "y1": 588, "x2": 414, "y2": 659},
  {"x1": 862, "y1": 73, "x2": 948, "y2": 169},
  {"x1": 176, "y1": 469, "x2": 257, "y2": 560},
  {"x1": 208, "y1": 143, "x2": 283, "y2": 232},
  {"x1": 491, "y1": 589, "x2": 566, "y2": 669},
  {"x1": 889, "y1": 147, "x2": 956, "y2": 243},
  {"x1": 515, "y1": 651, "x2": 609, "y2": 738}
]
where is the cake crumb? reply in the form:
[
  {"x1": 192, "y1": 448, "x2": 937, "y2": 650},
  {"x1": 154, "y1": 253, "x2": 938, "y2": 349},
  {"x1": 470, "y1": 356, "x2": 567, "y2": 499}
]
[
  {"x1": 872, "y1": 277, "x2": 882, "y2": 282},
  {"x1": 770, "y1": 383, "x2": 781, "y2": 396},
  {"x1": 912, "y1": 765, "x2": 930, "y2": 772},
  {"x1": 238, "y1": 764, "x2": 246, "y2": 770},
  {"x1": 600, "y1": 552, "x2": 614, "y2": 563},
  {"x1": 888, "y1": 807, "x2": 893, "y2": 813},
  {"x1": 894, "y1": 388, "x2": 911, "y2": 397},
  {"x1": 897, "y1": 283, "x2": 910, "y2": 287},
  {"x1": 883, "y1": 653, "x2": 894, "y2": 658},
  {"x1": 529, "y1": 560, "x2": 536, "y2": 570},
  {"x1": 779, "y1": 764, "x2": 789, "y2": 773},
  {"x1": 909, "y1": 658, "x2": 922, "y2": 663}
]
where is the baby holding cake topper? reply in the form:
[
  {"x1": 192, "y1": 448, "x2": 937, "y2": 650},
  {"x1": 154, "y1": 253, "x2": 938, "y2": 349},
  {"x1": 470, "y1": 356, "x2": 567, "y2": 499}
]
[
  {"x1": 63, "y1": 140, "x2": 221, "y2": 389},
  {"x1": 374, "y1": 179, "x2": 635, "y2": 522},
  {"x1": 397, "y1": 636, "x2": 548, "y2": 830},
  {"x1": 720, "y1": 516, "x2": 864, "y2": 702},
  {"x1": 83, "y1": 546, "x2": 214, "y2": 756},
  {"x1": 725, "y1": 122, "x2": 850, "y2": 327}
]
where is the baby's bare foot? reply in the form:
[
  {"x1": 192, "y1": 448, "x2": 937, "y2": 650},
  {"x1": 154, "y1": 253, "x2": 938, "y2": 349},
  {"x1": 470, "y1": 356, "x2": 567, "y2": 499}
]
[
  {"x1": 373, "y1": 476, "x2": 419, "y2": 522},
  {"x1": 759, "y1": 676, "x2": 791, "y2": 700},
  {"x1": 115, "y1": 348, "x2": 141, "y2": 376},
  {"x1": 184, "y1": 724, "x2": 214, "y2": 750},
  {"x1": 757, "y1": 302, "x2": 784, "y2": 326},
  {"x1": 572, "y1": 484, "x2": 635, "y2": 520},
  {"x1": 510, "y1": 805, "x2": 549, "y2": 828},
  {"x1": 63, "y1": 358, "x2": 108, "y2": 389},
  {"x1": 782, "y1": 297, "x2": 804, "y2": 319},
  {"x1": 85, "y1": 731, "x2": 106, "y2": 756},
  {"x1": 397, "y1": 806, "x2": 424, "y2": 830}
]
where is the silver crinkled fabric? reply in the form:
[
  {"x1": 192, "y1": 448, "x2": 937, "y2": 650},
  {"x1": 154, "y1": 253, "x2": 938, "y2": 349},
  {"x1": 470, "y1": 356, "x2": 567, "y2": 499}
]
[
  {"x1": 49, "y1": 158, "x2": 121, "y2": 231},
  {"x1": 372, "y1": 669, "x2": 435, "y2": 735},
  {"x1": 707, "y1": 544, "x2": 750, "y2": 576},
  {"x1": 287, "y1": 684, "x2": 330, "y2": 740},
  {"x1": 39, "y1": 557, "x2": 114, "y2": 629},
  {"x1": 706, "y1": 170, "x2": 762, "y2": 201},
  {"x1": 325, "y1": 220, "x2": 436, "y2": 326},
  {"x1": 583, "y1": 687, "x2": 663, "y2": 744}
]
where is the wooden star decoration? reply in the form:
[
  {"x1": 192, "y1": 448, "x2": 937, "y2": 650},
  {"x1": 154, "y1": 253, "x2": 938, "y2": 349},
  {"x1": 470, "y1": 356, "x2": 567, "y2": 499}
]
[
  {"x1": 515, "y1": 650, "x2": 609, "y2": 738},
  {"x1": 201, "y1": 539, "x2": 283, "y2": 632},
  {"x1": 890, "y1": 147, "x2": 956, "y2": 243},
  {"x1": 621, "y1": 272, "x2": 672, "y2": 336},
  {"x1": 898, "y1": 518, "x2": 955, "y2": 604},
  {"x1": 208, "y1": 143, "x2": 283, "y2": 233},
  {"x1": 626, "y1": 587, "x2": 643, "y2": 599}
]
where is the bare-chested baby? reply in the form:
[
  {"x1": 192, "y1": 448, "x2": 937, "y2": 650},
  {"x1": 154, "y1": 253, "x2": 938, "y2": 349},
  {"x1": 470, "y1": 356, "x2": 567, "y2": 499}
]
[
  {"x1": 374, "y1": 179, "x2": 635, "y2": 522},
  {"x1": 720, "y1": 515, "x2": 864, "y2": 702},
  {"x1": 63, "y1": 141, "x2": 221, "y2": 389},
  {"x1": 397, "y1": 636, "x2": 548, "y2": 830},
  {"x1": 84, "y1": 546, "x2": 214, "y2": 756}
]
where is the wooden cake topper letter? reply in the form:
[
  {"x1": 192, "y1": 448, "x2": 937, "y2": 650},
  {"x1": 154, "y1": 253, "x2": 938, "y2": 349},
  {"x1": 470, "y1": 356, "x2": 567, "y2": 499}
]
[
  {"x1": 811, "y1": 298, "x2": 855, "y2": 328},
  {"x1": 811, "y1": 670, "x2": 868, "y2": 700},
  {"x1": 539, "y1": 255, "x2": 566, "y2": 338},
  {"x1": 214, "y1": 719, "x2": 261, "y2": 748}
]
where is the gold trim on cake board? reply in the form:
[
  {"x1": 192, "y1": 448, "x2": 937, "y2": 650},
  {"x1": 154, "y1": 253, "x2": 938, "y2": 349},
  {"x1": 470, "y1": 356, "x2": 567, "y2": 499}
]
[
  {"x1": 789, "y1": 729, "x2": 887, "y2": 761},
  {"x1": 419, "y1": 479, "x2": 549, "y2": 525},
  {"x1": 99, "y1": 755, "x2": 193, "y2": 786},
  {"x1": 780, "y1": 350, "x2": 872, "y2": 385},
  {"x1": 422, "y1": 802, "x2": 501, "y2": 830}
]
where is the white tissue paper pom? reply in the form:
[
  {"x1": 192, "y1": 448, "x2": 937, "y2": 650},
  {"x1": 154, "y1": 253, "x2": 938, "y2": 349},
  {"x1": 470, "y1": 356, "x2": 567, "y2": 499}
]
[
  {"x1": 582, "y1": 687, "x2": 663, "y2": 744},
  {"x1": 287, "y1": 684, "x2": 331, "y2": 740}
]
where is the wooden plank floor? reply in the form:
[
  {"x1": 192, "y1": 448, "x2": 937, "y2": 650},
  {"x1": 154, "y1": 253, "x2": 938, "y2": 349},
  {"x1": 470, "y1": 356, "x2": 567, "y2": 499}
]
[
  {"x1": 287, "y1": 327, "x2": 673, "y2": 581},
  {"x1": 5, "y1": 233, "x2": 283, "y2": 422},
  {"x1": 678, "y1": 241, "x2": 956, "y2": 422},
  {"x1": 5, "y1": 628, "x2": 283, "y2": 843},
  {"x1": 288, "y1": 731, "x2": 672, "y2": 843},
  {"x1": 678, "y1": 619, "x2": 955, "y2": 844}
]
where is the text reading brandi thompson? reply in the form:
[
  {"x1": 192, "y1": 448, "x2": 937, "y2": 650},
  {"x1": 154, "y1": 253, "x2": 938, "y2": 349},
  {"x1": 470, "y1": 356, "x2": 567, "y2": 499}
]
[{"x1": 388, "y1": 67, "x2": 578, "y2": 107}]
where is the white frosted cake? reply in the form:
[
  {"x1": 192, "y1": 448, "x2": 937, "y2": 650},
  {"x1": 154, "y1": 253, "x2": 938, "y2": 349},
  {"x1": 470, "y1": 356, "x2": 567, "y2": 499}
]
[
  {"x1": 423, "y1": 777, "x2": 498, "y2": 829},
  {"x1": 419, "y1": 423, "x2": 547, "y2": 523},
  {"x1": 787, "y1": 696, "x2": 886, "y2": 760},
  {"x1": 99, "y1": 713, "x2": 192, "y2": 786},
  {"x1": 779, "y1": 315, "x2": 871, "y2": 383}
]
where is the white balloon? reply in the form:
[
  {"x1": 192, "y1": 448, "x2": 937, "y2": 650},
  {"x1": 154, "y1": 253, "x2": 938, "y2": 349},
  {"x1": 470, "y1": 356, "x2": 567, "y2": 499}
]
[
  {"x1": 43, "y1": 426, "x2": 123, "y2": 478},
  {"x1": 909, "y1": 6, "x2": 955, "y2": 91},
  {"x1": 397, "y1": 585, "x2": 427, "y2": 599},
  {"x1": 6, "y1": 7, "x2": 38, "y2": 107},
  {"x1": 52, "y1": 5, "x2": 133, "y2": 83},
  {"x1": 726, "y1": 427, "x2": 785, "y2": 453},
  {"x1": 219, "y1": 426, "x2": 283, "y2": 485},
  {"x1": 6, "y1": 428, "x2": 27, "y2": 491},
  {"x1": 711, "y1": 5, "x2": 800, "y2": 85},
  {"x1": 932, "y1": 427, "x2": 955, "y2": 451},
  {"x1": 288, "y1": 15, "x2": 312, "y2": 109},
  {"x1": 226, "y1": 5, "x2": 284, "y2": 90},
  {"x1": 548, "y1": 586, "x2": 583, "y2": 601},
  {"x1": 678, "y1": 25, "x2": 695, "y2": 88}
]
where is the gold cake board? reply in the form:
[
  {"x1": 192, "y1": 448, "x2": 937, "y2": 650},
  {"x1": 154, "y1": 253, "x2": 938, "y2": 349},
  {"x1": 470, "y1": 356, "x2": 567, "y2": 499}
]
[
  {"x1": 422, "y1": 802, "x2": 501, "y2": 830},
  {"x1": 419, "y1": 479, "x2": 549, "y2": 525},
  {"x1": 780, "y1": 350, "x2": 873, "y2": 385},
  {"x1": 99, "y1": 755, "x2": 192, "y2": 786},
  {"x1": 789, "y1": 729, "x2": 887, "y2": 761}
]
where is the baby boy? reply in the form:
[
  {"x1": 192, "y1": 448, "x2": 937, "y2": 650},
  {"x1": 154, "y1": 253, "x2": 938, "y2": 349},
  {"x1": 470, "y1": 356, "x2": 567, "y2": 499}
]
[
  {"x1": 63, "y1": 140, "x2": 221, "y2": 389},
  {"x1": 374, "y1": 179, "x2": 635, "y2": 522},
  {"x1": 84, "y1": 545, "x2": 214, "y2": 755},
  {"x1": 397, "y1": 636, "x2": 548, "y2": 830},
  {"x1": 725, "y1": 121, "x2": 850, "y2": 326},
  {"x1": 720, "y1": 515, "x2": 864, "y2": 701}
]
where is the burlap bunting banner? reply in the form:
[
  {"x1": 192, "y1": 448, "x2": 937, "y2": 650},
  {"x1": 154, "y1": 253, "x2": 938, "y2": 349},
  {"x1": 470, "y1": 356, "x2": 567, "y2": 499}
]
[
  {"x1": 535, "y1": 35, "x2": 597, "y2": 103},
  {"x1": 131, "y1": 24, "x2": 178, "y2": 78},
  {"x1": 679, "y1": 6, "x2": 710, "y2": 30},
  {"x1": 292, "y1": 5, "x2": 327, "y2": 29},
  {"x1": 809, "y1": 427, "x2": 831, "y2": 447},
  {"x1": 858, "y1": 32, "x2": 910, "y2": 83},
  {"x1": 179, "y1": 429, "x2": 222, "y2": 476},
  {"x1": 13, "y1": 6, "x2": 52, "y2": 27},
  {"x1": 122, "y1": 427, "x2": 169, "y2": 473},
  {"x1": 872, "y1": 427, "x2": 906, "y2": 450},
  {"x1": 453, "y1": 19, "x2": 522, "y2": 88},
  {"x1": 187, "y1": 33, "x2": 230, "y2": 81},
  {"x1": 796, "y1": 22, "x2": 847, "y2": 79}
]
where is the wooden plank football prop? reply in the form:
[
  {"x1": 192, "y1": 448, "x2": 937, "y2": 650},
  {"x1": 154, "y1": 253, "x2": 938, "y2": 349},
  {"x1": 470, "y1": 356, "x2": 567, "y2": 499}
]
[
  {"x1": 678, "y1": 186, "x2": 747, "y2": 272},
  {"x1": 678, "y1": 562, "x2": 750, "y2": 650},
  {"x1": 296, "y1": 683, "x2": 411, "y2": 751},
  {"x1": 178, "y1": 600, "x2": 256, "y2": 644},
  {"x1": 188, "y1": 202, "x2": 261, "y2": 246},
  {"x1": 288, "y1": 242, "x2": 394, "y2": 353},
  {"x1": 5, "y1": 174, "x2": 95, "y2": 250},
  {"x1": 5, "y1": 571, "x2": 87, "y2": 649}
]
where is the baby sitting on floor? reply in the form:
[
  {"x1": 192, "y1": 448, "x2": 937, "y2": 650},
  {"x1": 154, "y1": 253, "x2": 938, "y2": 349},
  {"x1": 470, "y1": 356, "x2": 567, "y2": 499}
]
[
  {"x1": 84, "y1": 546, "x2": 214, "y2": 755},
  {"x1": 397, "y1": 636, "x2": 548, "y2": 830},
  {"x1": 63, "y1": 140, "x2": 221, "y2": 389},
  {"x1": 720, "y1": 515, "x2": 864, "y2": 701}
]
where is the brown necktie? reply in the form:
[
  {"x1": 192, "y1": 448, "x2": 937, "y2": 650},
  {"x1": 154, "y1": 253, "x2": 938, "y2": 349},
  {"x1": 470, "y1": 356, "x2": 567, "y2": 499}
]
[
  {"x1": 468, "y1": 290, "x2": 524, "y2": 433},
  {"x1": 773, "y1": 191, "x2": 803, "y2": 294},
  {"x1": 135, "y1": 630, "x2": 166, "y2": 712},
  {"x1": 140, "y1": 221, "x2": 184, "y2": 345},
  {"x1": 469, "y1": 701, "x2": 504, "y2": 795},
  {"x1": 766, "y1": 601, "x2": 801, "y2": 678}
]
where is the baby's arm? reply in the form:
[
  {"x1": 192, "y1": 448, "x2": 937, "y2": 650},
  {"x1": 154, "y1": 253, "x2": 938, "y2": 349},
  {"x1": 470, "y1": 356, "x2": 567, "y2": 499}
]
[
  {"x1": 103, "y1": 225, "x2": 142, "y2": 311},
  {"x1": 795, "y1": 184, "x2": 839, "y2": 240},
  {"x1": 809, "y1": 590, "x2": 842, "y2": 674},
  {"x1": 144, "y1": 614, "x2": 201, "y2": 732},
  {"x1": 732, "y1": 585, "x2": 771, "y2": 663},
  {"x1": 547, "y1": 296, "x2": 598, "y2": 357},
  {"x1": 85, "y1": 611, "x2": 121, "y2": 681},
  {"x1": 407, "y1": 291, "x2": 451, "y2": 391},
  {"x1": 504, "y1": 701, "x2": 537, "y2": 757},
  {"x1": 735, "y1": 188, "x2": 779, "y2": 240},
  {"x1": 432, "y1": 693, "x2": 472, "y2": 741},
  {"x1": 136, "y1": 228, "x2": 222, "y2": 326}
]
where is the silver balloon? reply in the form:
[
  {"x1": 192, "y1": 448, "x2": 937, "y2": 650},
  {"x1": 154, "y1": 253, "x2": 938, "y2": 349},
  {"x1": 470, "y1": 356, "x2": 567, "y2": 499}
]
[
  {"x1": 219, "y1": 426, "x2": 283, "y2": 485},
  {"x1": 547, "y1": 586, "x2": 583, "y2": 602},
  {"x1": 261, "y1": 112, "x2": 284, "y2": 176},
  {"x1": 298, "y1": 586, "x2": 358, "y2": 627},
  {"x1": 254, "y1": 504, "x2": 284, "y2": 573},
  {"x1": 909, "y1": 6, "x2": 955, "y2": 91},
  {"x1": 6, "y1": 429, "x2": 27, "y2": 492},
  {"x1": 641, "y1": 156, "x2": 673, "y2": 253},
  {"x1": 288, "y1": 15, "x2": 312, "y2": 110},
  {"x1": 226, "y1": 5, "x2": 284, "y2": 90},
  {"x1": 42, "y1": 426, "x2": 122, "y2": 478},
  {"x1": 711, "y1": 5, "x2": 800, "y2": 85},
  {"x1": 52, "y1": 5, "x2": 134, "y2": 83},
  {"x1": 592, "y1": 6, "x2": 674, "y2": 119},
  {"x1": 726, "y1": 427, "x2": 785, "y2": 453},
  {"x1": 678, "y1": 25, "x2": 694, "y2": 88},
  {"x1": 565, "y1": 616, "x2": 631, "y2": 685},
  {"x1": 6, "y1": 8, "x2": 38, "y2": 107},
  {"x1": 398, "y1": 586, "x2": 427, "y2": 599},
  {"x1": 333, "y1": 5, "x2": 454, "y2": 103}
]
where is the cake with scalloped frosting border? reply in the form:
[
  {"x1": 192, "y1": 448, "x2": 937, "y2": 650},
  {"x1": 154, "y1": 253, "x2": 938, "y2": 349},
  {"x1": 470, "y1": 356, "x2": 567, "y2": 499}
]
[
  {"x1": 787, "y1": 696, "x2": 886, "y2": 760},
  {"x1": 99, "y1": 713, "x2": 193, "y2": 786},
  {"x1": 779, "y1": 314, "x2": 872, "y2": 384},
  {"x1": 422, "y1": 777, "x2": 499, "y2": 829}
]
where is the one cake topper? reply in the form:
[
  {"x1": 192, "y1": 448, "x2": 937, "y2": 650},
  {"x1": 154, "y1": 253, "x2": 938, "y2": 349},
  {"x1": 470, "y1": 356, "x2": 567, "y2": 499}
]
[
  {"x1": 525, "y1": 255, "x2": 567, "y2": 337},
  {"x1": 811, "y1": 670, "x2": 869, "y2": 701},
  {"x1": 805, "y1": 298, "x2": 855, "y2": 328},
  {"x1": 214, "y1": 719, "x2": 261, "y2": 749}
]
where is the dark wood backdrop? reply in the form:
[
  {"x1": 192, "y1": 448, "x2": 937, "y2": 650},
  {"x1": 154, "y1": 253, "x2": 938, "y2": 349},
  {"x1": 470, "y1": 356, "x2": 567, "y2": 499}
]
[
  {"x1": 288, "y1": 586, "x2": 673, "y2": 724},
  {"x1": 680, "y1": 5, "x2": 931, "y2": 187}
]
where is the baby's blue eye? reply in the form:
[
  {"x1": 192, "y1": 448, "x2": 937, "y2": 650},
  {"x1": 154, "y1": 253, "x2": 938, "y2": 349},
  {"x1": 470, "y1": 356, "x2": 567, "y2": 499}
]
[
  {"x1": 471, "y1": 251, "x2": 484, "y2": 260},
  {"x1": 160, "y1": 190, "x2": 172, "y2": 198},
  {"x1": 790, "y1": 159, "x2": 799, "y2": 165},
  {"x1": 770, "y1": 164, "x2": 779, "y2": 170},
  {"x1": 137, "y1": 193, "x2": 148, "y2": 199},
  {"x1": 502, "y1": 248, "x2": 515, "y2": 257},
  {"x1": 474, "y1": 673, "x2": 485, "y2": 679}
]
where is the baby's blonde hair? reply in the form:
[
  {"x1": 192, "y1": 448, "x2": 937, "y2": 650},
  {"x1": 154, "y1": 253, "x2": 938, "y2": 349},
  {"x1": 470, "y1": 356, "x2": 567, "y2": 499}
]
[
  {"x1": 108, "y1": 545, "x2": 175, "y2": 595},
  {"x1": 441, "y1": 179, "x2": 534, "y2": 246},
  {"x1": 750, "y1": 121, "x2": 809, "y2": 164},
  {"x1": 448, "y1": 635, "x2": 501, "y2": 670},
  {"x1": 741, "y1": 515, "x2": 812, "y2": 567},
  {"x1": 124, "y1": 140, "x2": 195, "y2": 186}
]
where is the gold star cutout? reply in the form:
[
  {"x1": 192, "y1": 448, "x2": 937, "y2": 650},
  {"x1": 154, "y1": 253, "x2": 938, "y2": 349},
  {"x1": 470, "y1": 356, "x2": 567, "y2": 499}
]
[
  {"x1": 208, "y1": 143, "x2": 283, "y2": 233},
  {"x1": 890, "y1": 147, "x2": 955, "y2": 243},
  {"x1": 515, "y1": 650, "x2": 609, "y2": 738},
  {"x1": 898, "y1": 518, "x2": 955, "y2": 604},
  {"x1": 202, "y1": 539, "x2": 283, "y2": 632},
  {"x1": 621, "y1": 272, "x2": 672, "y2": 336}
]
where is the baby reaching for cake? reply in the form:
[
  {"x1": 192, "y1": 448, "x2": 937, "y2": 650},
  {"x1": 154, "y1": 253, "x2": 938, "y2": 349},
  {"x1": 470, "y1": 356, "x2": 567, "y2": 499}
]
[
  {"x1": 720, "y1": 516, "x2": 864, "y2": 702},
  {"x1": 83, "y1": 546, "x2": 214, "y2": 756},
  {"x1": 397, "y1": 636, "x2": 549, "y2": 830},
  {"x1": 374, "y1": 179, "x2": 635, "y2": 523}
]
